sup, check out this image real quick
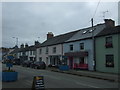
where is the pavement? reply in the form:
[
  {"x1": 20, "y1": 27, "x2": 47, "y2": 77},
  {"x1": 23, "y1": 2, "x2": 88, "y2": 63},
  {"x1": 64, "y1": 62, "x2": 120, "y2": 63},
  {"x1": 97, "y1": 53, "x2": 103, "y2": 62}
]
[
  {"x1": 2, "y1": 64, "x2": 119, "y2": 89},
  {"x1": 47, "y1": 67, "x2": 119, "y2": 82}
]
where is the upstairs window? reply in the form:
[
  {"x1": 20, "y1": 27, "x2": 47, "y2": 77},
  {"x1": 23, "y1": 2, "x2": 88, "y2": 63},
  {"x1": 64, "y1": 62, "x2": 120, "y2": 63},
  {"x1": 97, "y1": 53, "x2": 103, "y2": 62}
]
[
  {"x1": 33, "y1": 51, "x2": 35, "y2": 55},
  {"x1": 46, "y1": 47, "x2": 49, "y2": 54},
  {"x1": 106, "y1": 55, "x2": 114, "y2": 67},
  {"x1": 22, "y1": 52, "x2": 25, "y2": 56},
  {"x1": 105, "y1": 36, "x2": 113, "y2": 48},
  {"x1": 30, "y1": 51, "x2": 32, "y2": 55},
  {"x1": 39, "y1": 48, "x2": 42, "y2": 54},
  {"x1": 53, "y1": 47, "x2": 56, "y2": 53},
  {"x1": 80, "y1": 43, "x2": 84, "y2": 50},
  {"x1": 70, "y1": 45, "x2": 73, "y2": 51}
]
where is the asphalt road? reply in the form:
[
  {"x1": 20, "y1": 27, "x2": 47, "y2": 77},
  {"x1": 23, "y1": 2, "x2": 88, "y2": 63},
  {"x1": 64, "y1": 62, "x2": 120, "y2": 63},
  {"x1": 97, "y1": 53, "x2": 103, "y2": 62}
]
[{"x1": 2, "y1": 64, "x2": 119, "y2": 89}]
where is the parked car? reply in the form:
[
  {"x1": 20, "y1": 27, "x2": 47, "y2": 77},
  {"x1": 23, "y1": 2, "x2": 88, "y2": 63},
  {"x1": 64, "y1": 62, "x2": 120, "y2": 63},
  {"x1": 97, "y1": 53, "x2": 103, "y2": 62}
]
[
  {"x1": 12, "y1": 59, "x2": 21, "y2": 65},
  {"x1": 48, "y1": 64, "x2": 59, "y2": 68},
  {"x1": 22, "y1": 60, "x2": 33, "y2": 67},
  {"x1": 30, "y1": 61, "x2": 46, "y2": 69}
]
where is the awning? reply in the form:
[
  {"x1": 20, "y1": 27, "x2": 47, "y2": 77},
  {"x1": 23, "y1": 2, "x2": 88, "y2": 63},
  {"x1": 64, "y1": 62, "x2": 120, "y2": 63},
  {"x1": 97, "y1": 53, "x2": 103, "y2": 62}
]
[{"x1": 64, "y1": 51, "x2": 88, "y2": 57}]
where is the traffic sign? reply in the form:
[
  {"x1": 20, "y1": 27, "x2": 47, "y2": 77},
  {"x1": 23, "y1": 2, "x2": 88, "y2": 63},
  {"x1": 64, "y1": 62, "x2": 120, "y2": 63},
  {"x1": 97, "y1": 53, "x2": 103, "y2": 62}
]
[
  {"x1": 7, "y1": 55, "x2": 14, "y2": 60},
  {"x1": 32, "y1": 76, "x2": 45, "y2": 90}
]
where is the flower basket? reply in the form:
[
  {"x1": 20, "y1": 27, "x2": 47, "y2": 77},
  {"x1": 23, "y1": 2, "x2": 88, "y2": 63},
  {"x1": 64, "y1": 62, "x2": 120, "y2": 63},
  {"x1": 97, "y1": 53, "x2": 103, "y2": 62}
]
[
  {"x1": 2, "y1": 60, "x2": 18, "y2": 82},
  {"x1": 59, "y1": 65, "x2": 69, "y2": 71},
  {"x1": 105, "y1": 43, "x2": 113, "y2": 48}
]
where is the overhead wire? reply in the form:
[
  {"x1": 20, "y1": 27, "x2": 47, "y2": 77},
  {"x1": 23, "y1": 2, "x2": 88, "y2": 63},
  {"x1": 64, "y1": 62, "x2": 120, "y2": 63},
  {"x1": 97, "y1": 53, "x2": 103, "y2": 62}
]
[
  {"x1": 83, "y1": 0, "x2": 101, "y2": 27},
  {"x1": 92, "y1": 0, "x2": 101, "y2": 19}
]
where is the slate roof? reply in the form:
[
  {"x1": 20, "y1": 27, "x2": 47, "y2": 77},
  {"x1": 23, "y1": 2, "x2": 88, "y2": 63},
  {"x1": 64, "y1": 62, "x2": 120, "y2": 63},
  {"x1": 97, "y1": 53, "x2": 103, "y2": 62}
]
[
  {"x1": 10, "y1": 44, "x2": 40, "y2": 54},
  {"x1": 10, "y1": 48, "x2": 19, "y2": 54},
  {"x1": 40, "y1": 30, "x2": 80, "y2": 47},
  {"x1": 96, "y1": 25, "x2": 120, "y2": 37},
  {"x1": 65, "y1": 24, "x2": 106, "y2": 42}
]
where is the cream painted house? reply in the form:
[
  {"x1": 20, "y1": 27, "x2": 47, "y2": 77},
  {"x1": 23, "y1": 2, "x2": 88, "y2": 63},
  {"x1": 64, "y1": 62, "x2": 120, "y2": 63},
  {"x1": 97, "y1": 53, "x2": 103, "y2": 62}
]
[{"x1": 36, "y1": 31, "x2": 78, "y2": 66}]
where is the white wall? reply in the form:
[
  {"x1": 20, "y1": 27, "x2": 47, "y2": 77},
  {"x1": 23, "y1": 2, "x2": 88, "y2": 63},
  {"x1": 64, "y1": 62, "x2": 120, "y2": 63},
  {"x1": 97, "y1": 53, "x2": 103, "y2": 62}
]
[{"x1": 36, "y1": 44, "x2": 63, "y2": 65}]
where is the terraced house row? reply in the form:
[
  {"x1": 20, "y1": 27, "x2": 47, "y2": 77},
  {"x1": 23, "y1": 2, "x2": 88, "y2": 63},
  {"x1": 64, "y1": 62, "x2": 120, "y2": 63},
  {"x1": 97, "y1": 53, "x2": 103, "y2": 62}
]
[{"x1": 9, "y1": 19, "x2": 120, "y2": 74}]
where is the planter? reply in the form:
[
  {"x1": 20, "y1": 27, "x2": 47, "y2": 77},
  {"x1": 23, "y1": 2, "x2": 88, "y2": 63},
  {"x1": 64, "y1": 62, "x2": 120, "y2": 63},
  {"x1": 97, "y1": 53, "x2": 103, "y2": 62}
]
[
  {"x1": 2, "y1": 72, "x2": 18, "y2": 82},
  {"x1": 59, "y1": 65, "x2": 69, "y2": 71}
]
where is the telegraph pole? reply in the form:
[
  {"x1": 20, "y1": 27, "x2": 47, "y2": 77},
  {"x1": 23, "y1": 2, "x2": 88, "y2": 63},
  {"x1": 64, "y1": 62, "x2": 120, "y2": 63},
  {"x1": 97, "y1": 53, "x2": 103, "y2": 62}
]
[{"x1": 91, "y1": 18, "x2": 96, "y2": 71}]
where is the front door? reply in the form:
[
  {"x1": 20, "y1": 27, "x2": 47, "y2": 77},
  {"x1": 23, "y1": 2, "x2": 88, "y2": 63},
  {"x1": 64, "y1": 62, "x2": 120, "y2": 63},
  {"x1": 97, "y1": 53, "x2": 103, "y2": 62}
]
[
  {"x1": 69, "y1": 57, "x2": 73, "y2": 69},
  {"x1": 46, "y1": 57, "x2": 48, "y2": 66}
]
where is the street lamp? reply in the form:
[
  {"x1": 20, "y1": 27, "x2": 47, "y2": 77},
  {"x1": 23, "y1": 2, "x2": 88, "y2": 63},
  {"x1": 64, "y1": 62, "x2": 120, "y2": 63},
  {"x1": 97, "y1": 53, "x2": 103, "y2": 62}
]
[
  {"x1": 38, "y1": 37, "x2": 40, "y2": 42},
  {"x1": 12, "y1": 37, "x2": 18, "y2": 46}
]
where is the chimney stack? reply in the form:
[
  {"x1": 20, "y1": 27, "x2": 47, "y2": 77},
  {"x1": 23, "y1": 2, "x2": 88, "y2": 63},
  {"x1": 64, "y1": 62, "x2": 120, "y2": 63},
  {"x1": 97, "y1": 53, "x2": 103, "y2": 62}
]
[
  {"x1": 47, "y1": 32, "x2": 54, "y2": 40},
  {"x1": 20, "y1": 44, "x2": 24, "y2": 48},
  {"x1": 25, "y1": 43, "x2": 28, "y2": 48},
  {"x1": 104, "y1": 19, "x2": 115, "y2": 28},
  {"x1": 35, "y1": 41, "x2": 40, "y2": 45}
]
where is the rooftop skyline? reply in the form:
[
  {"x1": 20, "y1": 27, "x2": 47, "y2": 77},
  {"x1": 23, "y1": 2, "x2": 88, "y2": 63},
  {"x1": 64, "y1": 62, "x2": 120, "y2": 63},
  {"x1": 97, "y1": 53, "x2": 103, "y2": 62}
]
[{"x1": 1, "y1": 1, "x2": 119, "y2": 48}]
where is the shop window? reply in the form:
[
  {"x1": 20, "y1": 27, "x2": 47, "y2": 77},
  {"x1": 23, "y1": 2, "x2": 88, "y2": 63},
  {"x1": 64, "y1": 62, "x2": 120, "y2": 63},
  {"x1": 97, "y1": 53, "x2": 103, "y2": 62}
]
[
  {"x1": 106, "y1": 55, "x2": 114, "y2": 67},
  {"x1": 39, "y1": 57, "x2": 42, "y2": 62},
  {"x1": 80, "y1": 43, "x2": 84, "y2": 50},
  {"x1": 105, "y1": 36, "x2": 113, "y2": 48},
  {"x1": 70, "y1": 45, "x2": 73, "y2": 51},
  {"x1": 79, "y1": 57, "x2": 84, "y2": 64},
  {"x1": 62, "y1": 57, "x2": 67, "y2": 65}
]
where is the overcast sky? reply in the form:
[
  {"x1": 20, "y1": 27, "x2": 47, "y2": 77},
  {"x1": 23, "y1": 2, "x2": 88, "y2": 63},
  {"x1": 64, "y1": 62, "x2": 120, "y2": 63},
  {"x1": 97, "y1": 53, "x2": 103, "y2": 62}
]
[{"x1": 2, "y1": 1, "x2": 118, "y2": 48}]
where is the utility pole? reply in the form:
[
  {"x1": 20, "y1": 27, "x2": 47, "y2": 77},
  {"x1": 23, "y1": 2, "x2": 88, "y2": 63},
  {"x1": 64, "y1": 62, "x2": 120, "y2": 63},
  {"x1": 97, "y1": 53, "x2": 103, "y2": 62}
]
[{"x1": 91, "y1": 18, "x2": 96, "y2": 71}]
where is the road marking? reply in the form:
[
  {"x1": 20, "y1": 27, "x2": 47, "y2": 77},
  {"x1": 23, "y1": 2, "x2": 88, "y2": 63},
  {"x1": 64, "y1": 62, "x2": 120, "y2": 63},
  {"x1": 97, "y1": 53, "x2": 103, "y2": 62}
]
[{"x1": 75, "y1": 81, "x2": 100, "y2": 88}]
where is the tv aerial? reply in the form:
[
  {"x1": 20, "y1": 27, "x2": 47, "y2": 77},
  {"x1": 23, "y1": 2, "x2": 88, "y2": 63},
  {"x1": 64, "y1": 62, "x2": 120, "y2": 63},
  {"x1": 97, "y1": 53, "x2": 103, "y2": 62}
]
[{"x1": 102, "y1": 10, "x2": 109, "y2": 19}]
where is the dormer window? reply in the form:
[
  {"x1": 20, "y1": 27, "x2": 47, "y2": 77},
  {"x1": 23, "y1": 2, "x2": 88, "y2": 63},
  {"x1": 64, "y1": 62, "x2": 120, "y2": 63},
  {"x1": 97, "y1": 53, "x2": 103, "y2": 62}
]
[
  {"x1": 89, "y1": 28, "x2": 96, "y2": 33},
  {"x1": 83, "y1": 31, "x2": 87, "y2": 34},
  {"x1": 89, "y1": 29, "x2": 93, "y2": 33}
]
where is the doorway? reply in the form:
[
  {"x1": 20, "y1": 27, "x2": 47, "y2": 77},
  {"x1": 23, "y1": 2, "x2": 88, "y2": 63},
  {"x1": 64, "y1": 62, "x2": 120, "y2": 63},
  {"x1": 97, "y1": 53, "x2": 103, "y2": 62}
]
[{"x1": 69, "y1": 57, "x2": 73, "y2": 69}]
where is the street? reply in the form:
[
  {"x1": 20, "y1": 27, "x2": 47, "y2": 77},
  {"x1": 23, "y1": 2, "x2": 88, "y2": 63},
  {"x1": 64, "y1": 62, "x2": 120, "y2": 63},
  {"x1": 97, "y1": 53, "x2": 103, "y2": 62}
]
[{"x1": 2, "y1": 64, "x2": 119, "y2": 89}]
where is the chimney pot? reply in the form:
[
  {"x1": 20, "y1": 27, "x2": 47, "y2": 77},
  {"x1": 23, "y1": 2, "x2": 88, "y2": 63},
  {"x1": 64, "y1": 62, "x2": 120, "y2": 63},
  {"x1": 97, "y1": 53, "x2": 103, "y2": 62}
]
[
  {"x1": 35, "y1": 41, "x2": 40, "y2": 45},
  {"x1": 47, "y1": 32, "x2": 54, "y2": 40},
  {"x1": 20, "y1": 44, "x2": 24, "y2": 48},
  {"x1": 25, "y1": 43, "x2": 28, "y2": 48},
  {"x1": 104, "y1": 19, "x2": 115, "y2": 27}
]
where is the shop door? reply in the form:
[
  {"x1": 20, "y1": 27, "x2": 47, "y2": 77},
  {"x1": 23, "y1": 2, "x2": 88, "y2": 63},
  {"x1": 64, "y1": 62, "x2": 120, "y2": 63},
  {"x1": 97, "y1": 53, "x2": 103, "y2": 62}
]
[{"x1": 69, "y1": 57, "x2": 73, "y2": 69}]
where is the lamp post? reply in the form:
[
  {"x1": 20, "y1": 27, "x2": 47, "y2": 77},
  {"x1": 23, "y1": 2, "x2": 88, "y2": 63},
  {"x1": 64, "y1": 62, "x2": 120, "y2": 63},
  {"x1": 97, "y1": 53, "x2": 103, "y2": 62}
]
[
  {"x1": 38, "y1": 37, "x2": 40, "y2": 42},
  {"x1": 12, "y1": 37, "x2": 18, "y2": 46}
]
